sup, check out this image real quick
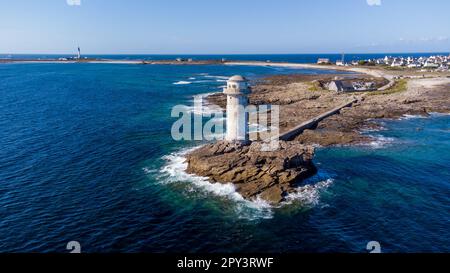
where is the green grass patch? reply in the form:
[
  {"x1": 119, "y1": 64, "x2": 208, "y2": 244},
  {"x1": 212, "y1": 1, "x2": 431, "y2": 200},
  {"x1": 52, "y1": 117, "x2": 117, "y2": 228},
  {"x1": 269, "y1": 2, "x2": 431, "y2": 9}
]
[
  {"x1": 380, "y1": 65, "x2": 407, "y2": 71},
  {"x1": 307, "y1": 81, "x2": 322, "y2": 91},
  {"x1": 369, "y1": 79, "x2": 408, "y2": 96}
]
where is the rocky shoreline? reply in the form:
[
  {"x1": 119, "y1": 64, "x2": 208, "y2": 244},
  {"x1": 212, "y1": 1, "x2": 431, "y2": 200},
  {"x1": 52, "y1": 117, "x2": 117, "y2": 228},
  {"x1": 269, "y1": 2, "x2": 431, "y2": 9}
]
[
  {"x1": 185, "y1": 65, "x2": 450, "y2": 204},
  {"x1": 207, "y1": 70, "x2": 450, "y2": 146},
  {"x1": 186, "y1": 141, "x2": 317, "y2": 204}
]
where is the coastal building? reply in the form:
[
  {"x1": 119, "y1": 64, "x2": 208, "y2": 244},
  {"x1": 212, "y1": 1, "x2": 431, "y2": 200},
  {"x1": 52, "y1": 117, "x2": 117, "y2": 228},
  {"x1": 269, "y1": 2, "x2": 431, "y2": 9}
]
[
  {"x1": 424, "y1": 61, "x2": 439, "y2": 68},
  {"x1": 408, "y1": 63, "x2": 420, "y2": 68},
  {"x1": 327, "y1": 80, "x2": 375, "y2": 92},
  {"x1": 437, "y1": 64, "x2": 449, "y2": 71},
  {"x1": 391, "y1": 60, "x2": 403, "y2": 67},
  {"x1": 223, "y1": 75, "x2": 251, "y2": 143},
  {"x1": 368, "y1": 55, "x2": 449, "y2": 71},
  {"x1": 327, "y1": 80, "x2": 354, "y2": 92},
  {"x1": 317, "y1": 58, "x2": 331, "y2": 64}
]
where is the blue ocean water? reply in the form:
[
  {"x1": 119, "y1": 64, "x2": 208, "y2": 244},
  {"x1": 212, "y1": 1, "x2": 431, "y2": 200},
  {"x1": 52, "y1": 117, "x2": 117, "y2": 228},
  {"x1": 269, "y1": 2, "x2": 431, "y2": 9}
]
[{"x1": 0, "y1": 60, "x2": 449, "y2": 253}]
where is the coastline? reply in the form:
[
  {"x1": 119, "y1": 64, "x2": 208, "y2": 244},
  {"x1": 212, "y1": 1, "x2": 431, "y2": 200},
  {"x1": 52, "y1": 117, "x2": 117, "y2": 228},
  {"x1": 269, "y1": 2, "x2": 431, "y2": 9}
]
[
  {"x1": 184, "y1": 62, "x2": 449, "y2": 204},
  {"x1": 206, "y1": 63, "x2": 450, "y2": 147},
  {"x1": 0, "y1": 58, "x2": 224, "y2": 65},
  {"x1": 2, "y1": 57, "x2": 447, "y2": 91}
]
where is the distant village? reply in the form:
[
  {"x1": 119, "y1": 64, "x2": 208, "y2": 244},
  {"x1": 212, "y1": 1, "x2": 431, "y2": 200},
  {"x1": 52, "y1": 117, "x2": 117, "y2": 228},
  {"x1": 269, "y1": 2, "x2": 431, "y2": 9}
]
[
  {"x1": 315, "y1": 54, "x2": 450, "y2": 93},
  {"x1": 318, "y1": 54, "x2": 450, "y2": 72}
]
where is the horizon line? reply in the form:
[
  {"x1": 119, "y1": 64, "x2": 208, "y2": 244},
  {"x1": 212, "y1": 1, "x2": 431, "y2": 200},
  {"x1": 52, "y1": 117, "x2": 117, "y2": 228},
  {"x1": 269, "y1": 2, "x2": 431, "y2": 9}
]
[{"x1": 1, "y1": 51, "x2": 449, "y2": 56}]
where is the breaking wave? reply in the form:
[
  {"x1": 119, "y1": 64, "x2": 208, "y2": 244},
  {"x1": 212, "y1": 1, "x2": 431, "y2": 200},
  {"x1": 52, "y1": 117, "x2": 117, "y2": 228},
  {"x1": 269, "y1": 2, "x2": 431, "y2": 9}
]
[
  {"x1": 429, "y1": 112, "x2": 450, "y2": 117},
  {"x1": 202, "y1": 75, "x2": 229, "y2": 80},
  {"x1": 359, "y1": 125, "x2": 387, "y2": 133},
  {"x1": 173, "y1": 81, "x2": 192, "y2": 85},
  {"x1": 359, "y1": 122, "x2": 397, "y2": 149},
  {"x1": 283, "y1": 179, "x2": 334, "y2": 206},
  {"x1": 366, "y1": 135, "x2": 396, "y2": 148},
  {"x1": 399, "y1": 114, "x2": 428, "y2": 120},
  {"x1": 182, "y1": 93, "x2": 224, "y2": 116},
  {"x1": 176, "y1": 75, "x2": 230, "y2": 85},
  {"x1": 143, "y1": 146, "x2": 334, "y2": 220},
  {"x1": 154, "y1": 147, "x2": 273, "y2": 220}
]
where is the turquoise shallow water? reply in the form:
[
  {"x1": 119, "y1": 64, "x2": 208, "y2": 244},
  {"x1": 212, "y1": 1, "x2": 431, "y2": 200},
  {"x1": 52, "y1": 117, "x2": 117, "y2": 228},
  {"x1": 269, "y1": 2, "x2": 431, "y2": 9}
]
[{"x1": 0, "y1": 61, "x2": 449, "y2": 253}]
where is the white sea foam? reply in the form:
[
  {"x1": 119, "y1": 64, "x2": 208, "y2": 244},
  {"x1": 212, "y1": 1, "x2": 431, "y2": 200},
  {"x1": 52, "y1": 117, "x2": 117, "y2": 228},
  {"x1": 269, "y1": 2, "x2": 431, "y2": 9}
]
[
  {"x1": 359, "y1": 125, "x2": 387, "y2": 133},
  {"x1": 192, "y1": 80, "x2": 214, "y2": 83},
  {"x1": 429, "y1": 112, "x2": 450, "y2": 117},
  {"x1": 184, "y1": 93, "x2": 224, "y2": 116},
  {"x1": 188, "y1": 75, "x2": 230, "y2": 84},
  {"x1": 178, "y1": 75, "x2": 229, "y2": 84},
  {"x1": 142, "y1": 167, "x2": 157, "y2": 174},
  {"x1": 367, "y1": 135, "x2": 396, "y2": 148},
  {"x1": 156, "y1": 147, "x2": 274, "y2": 220},
  {"x1": 283, "y1": 179, "x2": 334, "y2": 206},
  {"x1": 203, "y1": 75, "x2": 229, "y2": 80},
  {"x1": 147, "y1": 146, "x2": 336, "y2": 220},
  {"x1": 399, "y1": 114, "x2": 428, "y2": 120},
  {"x1": 173, "y1": 81, "x2": 192, "y2": 85}
]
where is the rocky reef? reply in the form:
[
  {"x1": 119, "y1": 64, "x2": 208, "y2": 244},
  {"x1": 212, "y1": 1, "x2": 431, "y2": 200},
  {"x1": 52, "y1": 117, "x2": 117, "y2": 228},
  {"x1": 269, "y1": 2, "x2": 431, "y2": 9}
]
[{"x1": 186, "y1": 141, "x2": 317, "y2": 204}]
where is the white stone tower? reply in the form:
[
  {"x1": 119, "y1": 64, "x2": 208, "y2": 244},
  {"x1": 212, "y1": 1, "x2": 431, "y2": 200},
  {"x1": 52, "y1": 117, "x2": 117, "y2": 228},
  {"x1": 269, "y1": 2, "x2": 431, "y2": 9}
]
[{"x1": 223, "y1": 75, "x2": 251, "y2": 143}]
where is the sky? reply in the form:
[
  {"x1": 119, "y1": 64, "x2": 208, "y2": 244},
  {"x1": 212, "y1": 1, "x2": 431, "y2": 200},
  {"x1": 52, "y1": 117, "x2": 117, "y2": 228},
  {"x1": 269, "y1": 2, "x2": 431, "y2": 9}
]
[{"x1": 0, "y1": 0, "x2": 449, "y2": 54}]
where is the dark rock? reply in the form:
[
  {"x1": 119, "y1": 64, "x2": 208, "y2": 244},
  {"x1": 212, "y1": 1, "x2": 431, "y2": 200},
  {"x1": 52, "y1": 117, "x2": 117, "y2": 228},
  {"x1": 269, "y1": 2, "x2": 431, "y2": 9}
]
[{"x1": 186, "y1": 141, "x2": 317, "y2": 204}]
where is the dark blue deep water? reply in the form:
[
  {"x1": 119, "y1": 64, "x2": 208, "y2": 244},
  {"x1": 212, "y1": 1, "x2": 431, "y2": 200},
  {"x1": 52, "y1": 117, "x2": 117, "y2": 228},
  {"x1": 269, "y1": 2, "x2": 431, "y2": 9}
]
[{"x1": 0, "y1": 60, "x2": 449, "y2": 253}]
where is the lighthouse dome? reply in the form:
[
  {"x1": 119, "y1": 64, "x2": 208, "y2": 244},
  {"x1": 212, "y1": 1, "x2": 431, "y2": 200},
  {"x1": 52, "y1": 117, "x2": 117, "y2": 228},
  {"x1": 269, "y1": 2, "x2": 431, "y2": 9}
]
[
  {"x1": 224, "y1": 75, "x2": 251, "y2": 95},
  {"x1": 228, "y1": 75, "x2": 247, "y2": 82}
]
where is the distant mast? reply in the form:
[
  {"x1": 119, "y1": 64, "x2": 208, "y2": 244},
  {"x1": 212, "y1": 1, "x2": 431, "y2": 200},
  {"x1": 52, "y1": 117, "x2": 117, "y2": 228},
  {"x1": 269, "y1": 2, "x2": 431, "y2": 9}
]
[{"x1": 77, "y1": 46, "x2": 81, "y2": 59}]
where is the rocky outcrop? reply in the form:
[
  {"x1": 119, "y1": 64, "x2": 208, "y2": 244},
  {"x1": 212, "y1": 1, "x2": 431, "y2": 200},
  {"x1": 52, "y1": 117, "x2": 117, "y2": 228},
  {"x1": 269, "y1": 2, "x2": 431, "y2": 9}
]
[
  {"x1": 189, "y1": 71, "x2": 450, "y2": 204},
  {"x1": 186, "y1": 141, "x2": 317, "y2": 204}
]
